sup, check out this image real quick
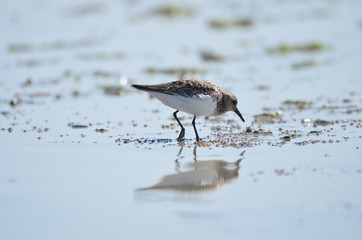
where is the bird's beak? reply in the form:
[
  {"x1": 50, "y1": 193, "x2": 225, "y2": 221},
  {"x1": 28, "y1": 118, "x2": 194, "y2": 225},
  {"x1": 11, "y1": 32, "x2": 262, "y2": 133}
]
[{"x1": 234, "y1": 108, "x2": 245, "y2": 122}]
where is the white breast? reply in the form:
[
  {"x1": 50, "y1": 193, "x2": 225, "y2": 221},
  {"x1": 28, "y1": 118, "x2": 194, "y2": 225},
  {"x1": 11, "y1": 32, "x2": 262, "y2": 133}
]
[{"x1": 149, "y1": 92, "x2": 217, "y2": 116}]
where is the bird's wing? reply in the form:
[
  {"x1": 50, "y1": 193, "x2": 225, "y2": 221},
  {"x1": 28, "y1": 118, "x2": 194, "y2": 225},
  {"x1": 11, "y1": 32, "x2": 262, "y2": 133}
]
[{"x1": 133, "y1": 80, "x2": 220, "y2": 97}]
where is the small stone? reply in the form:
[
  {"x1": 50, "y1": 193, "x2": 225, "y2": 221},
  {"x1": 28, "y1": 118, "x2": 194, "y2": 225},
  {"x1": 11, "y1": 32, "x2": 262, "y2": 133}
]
[
  {"x1": 245, "y1": 126, "x2": 252, "y2": 133},
  {"x1": 72, "y1": 90, "x2": 81, "y2": 97},
  {"x1": 301, "y1": 118, "x2": 311, "y2": 124},
  {"x1": 23, "y1": 77, "x2": 35, "y2": 87},
  {"x1": 314, "y1": 119, "x2": 331, "y2": 126},
  {"x1": 9, "y1": 98, "x2": 19, "y2": 107},
  {"x1": 281, "y1": 135, "x2": 291, "y2": 141},
  {"x1": 68, "y1": 123, "x2": 88, "y2": 129},
  {"x1": 95, "y1": 128, "x2": 108, "y2": 133}
]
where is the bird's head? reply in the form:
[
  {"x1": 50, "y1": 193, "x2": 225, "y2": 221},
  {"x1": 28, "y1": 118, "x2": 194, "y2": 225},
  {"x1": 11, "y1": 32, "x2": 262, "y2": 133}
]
[{"x1": 222, "y1": 91, "x2": 245, "y2": 122}]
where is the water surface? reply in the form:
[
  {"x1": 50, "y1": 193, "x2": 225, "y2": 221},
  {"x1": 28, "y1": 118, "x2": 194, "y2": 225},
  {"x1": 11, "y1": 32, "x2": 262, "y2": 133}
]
[{"x1": 1, "y1": 0, "x2": 362, "y2": 239}]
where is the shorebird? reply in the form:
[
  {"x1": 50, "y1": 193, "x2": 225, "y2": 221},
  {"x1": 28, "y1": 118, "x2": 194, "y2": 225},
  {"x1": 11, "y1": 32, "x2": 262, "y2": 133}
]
[{"x1": 132, "y1": 79, "x2": 245, "y2": 141}]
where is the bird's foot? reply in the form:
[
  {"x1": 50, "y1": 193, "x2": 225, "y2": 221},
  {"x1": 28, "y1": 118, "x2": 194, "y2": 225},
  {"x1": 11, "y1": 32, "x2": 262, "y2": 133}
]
[{"x1": 177, "y1": 129, "x2": 185, "y2": 141}]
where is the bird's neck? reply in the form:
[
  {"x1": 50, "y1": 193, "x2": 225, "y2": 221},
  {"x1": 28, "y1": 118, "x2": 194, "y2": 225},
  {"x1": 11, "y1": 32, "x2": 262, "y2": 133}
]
[{"x1": 215, "y1": 93, "x2": 228, "y2": 115}]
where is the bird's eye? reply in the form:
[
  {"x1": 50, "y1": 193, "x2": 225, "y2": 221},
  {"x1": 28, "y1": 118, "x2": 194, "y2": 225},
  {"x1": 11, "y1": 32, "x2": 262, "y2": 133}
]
[{"x1": 232, "y1": 100, "x2": 237, "y2": 105}]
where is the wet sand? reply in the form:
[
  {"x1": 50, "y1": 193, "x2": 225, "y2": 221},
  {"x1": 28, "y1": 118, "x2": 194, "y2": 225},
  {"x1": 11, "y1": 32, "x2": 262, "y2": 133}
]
[{"x1": 1, "y1": 0, "x2": 362, "y2": 239}]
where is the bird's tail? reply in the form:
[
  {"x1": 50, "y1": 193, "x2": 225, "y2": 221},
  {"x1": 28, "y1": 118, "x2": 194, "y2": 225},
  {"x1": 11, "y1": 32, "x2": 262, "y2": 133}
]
[
  {"x1": 131, "y1": 84, "x2": 171, "y2": 95},
  {"x1": 131, "y1": 84, "x2": 151, "y2": 91}
]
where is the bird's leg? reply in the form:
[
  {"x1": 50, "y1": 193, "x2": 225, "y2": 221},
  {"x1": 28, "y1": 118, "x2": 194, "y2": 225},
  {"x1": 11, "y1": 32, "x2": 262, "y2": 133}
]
[
  {"x1": 192, "y1": 116, "x2": 200, "y2": 141},
  {"x1": 173, "y1": 110, "x2": 185, "y2": 141}
]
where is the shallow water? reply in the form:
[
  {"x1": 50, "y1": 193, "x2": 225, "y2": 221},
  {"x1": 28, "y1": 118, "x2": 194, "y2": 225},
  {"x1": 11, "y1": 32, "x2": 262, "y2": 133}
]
[{"x1": 1, "y1": 0, "x2": 362, "y2": 239}]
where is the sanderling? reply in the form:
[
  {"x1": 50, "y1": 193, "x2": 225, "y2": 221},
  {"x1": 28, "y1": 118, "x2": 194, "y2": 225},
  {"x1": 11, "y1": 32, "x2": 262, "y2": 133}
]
[{"x1": 132, "y1": 79, "x2": 245, "y2": 141}]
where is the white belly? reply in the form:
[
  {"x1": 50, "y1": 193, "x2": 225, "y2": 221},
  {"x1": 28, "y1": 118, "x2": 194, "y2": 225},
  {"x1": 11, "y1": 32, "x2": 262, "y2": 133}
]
[{"x1": 149, "y1": 92, "x2": 217, "y2": 116}]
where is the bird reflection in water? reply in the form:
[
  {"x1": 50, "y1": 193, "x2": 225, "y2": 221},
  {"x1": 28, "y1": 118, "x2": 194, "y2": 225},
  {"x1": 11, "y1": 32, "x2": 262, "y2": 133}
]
[{"x1": 137, "y1": 145, "x2": 245, "y2": 193}]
